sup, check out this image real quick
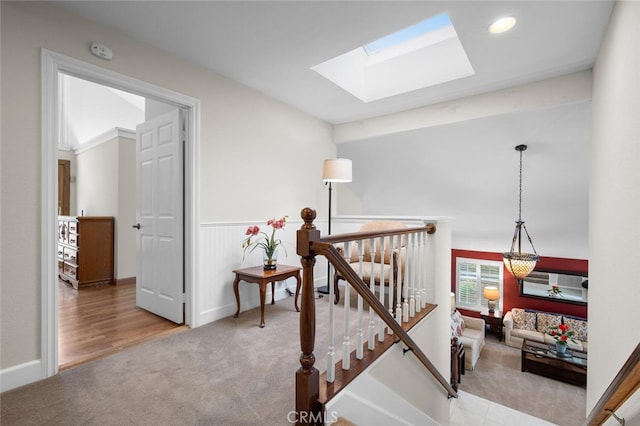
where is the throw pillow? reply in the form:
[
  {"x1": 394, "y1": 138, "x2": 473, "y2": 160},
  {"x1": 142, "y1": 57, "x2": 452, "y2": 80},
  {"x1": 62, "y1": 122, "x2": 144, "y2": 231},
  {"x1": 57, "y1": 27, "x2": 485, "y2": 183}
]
[
  {"x1": 537, "y1": 312, "x2": 562, "y2": 334},
  {"x1": 451, "y1": 320, "x2": 458, "y2": 338},
  {"x1": 563, "y1": 317, "x2": 588, "y2": 341},
  {"x1": 451, "y1": 311, "x2": 465, "y2": 331},
  {"x1": 512, "y1": 308, "x2": 536, "y2": 331}
]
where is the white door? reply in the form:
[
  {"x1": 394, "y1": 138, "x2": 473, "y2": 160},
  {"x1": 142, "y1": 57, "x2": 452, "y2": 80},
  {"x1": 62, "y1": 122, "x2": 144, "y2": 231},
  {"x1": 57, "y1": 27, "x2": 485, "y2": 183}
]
[{"x1": 135, "y1": 109, "x2": 184, "y2": 323}]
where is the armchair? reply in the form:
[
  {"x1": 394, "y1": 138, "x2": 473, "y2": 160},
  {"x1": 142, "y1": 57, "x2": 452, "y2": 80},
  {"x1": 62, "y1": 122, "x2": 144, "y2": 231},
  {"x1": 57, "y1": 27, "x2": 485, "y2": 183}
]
[{"x1": 332, "y1": 220, "x2": 407, "y2": 306}]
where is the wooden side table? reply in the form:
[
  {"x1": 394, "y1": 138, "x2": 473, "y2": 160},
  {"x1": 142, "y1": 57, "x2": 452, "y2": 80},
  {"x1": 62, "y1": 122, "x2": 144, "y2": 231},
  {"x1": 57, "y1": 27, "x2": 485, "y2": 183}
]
[
  {"x1": 232, "y1": 264, "x2": 302, "y2": 327},
  {"x1": 480, "y1": 309, "x2": 503, "y2": 341}
]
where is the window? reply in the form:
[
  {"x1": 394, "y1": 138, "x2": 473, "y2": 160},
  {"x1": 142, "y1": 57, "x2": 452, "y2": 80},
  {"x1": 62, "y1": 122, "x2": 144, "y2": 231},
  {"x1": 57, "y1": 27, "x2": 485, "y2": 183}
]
[{"x1": 455, "y1": 258, "x2": 503, "y2": 311}]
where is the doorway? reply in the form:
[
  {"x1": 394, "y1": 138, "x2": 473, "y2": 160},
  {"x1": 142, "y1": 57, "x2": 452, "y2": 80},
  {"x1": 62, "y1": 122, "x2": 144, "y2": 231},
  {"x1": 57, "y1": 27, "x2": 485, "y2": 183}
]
[{"x1": 42, "y1": 49, "x2": 200, "y2": 377}]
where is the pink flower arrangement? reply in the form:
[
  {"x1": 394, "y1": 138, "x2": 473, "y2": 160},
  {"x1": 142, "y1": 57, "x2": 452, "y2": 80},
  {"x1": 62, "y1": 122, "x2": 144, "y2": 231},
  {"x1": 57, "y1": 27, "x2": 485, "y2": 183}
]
[
  {"x1": 242, "y1": 216, "x2": 288, "y2": 261},
  {"x1": 547, "y1": 285, "x2": 563, "y2": 297},
  {"x1": 548, "y1": 323, "x2": 576, "y2": 346}
]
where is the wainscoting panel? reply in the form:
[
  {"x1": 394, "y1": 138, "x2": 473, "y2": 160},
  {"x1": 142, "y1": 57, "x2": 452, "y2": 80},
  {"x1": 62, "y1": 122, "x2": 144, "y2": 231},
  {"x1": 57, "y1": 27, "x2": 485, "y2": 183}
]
[
  {"x1": 195, "y1": 217, "x2": 436, "y2": 327},
  {"x1": 197, "y1": 220, "x2": 314, "y2": 327}
]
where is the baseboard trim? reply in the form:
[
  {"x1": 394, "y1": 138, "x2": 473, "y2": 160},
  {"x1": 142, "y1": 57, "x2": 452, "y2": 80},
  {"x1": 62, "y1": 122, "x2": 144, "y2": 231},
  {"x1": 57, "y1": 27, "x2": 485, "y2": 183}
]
[
  {"x1": 195, "y1": 285, "x2": 301, "y2": 327},
  {"x1": 115, "y1": 277, "x2": 136, "y2": 285},
  {"x1": 0, "y1": 359, "x2": 43, "y2": 392}
]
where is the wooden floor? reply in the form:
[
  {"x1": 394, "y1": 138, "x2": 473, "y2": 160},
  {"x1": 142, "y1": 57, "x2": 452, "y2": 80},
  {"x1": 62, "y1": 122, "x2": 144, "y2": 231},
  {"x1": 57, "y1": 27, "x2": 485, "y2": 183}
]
[{"x1": 58, "y1": 280, "x2": 186, "y2": 370}]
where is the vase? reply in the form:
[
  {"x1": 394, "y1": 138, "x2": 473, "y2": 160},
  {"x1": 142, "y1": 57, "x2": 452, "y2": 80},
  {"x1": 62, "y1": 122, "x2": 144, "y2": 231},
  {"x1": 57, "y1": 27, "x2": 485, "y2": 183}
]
[
  {"x1": 263, "y1": 249, "x2": 277, "y2": 270},
  {"x1": 555, "y1": 341, "x2": 568, "y2": 354}
]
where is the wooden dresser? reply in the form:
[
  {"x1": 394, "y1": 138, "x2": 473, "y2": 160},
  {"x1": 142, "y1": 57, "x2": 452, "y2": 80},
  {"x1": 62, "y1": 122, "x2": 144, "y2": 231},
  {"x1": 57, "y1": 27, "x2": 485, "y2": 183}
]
[{"x1": 58, "y1": 216, "x2": 115, "y2": 289}]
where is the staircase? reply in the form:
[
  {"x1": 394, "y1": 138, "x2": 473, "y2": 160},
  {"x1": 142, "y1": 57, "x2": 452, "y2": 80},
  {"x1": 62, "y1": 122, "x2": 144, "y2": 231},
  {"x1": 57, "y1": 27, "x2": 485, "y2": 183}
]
[
  {"x1": 326, "y1": 341, "x2": 442, "y2": 426},
  {"x1": 294, "y1": 209, "x2": 455, "y2": 425}
]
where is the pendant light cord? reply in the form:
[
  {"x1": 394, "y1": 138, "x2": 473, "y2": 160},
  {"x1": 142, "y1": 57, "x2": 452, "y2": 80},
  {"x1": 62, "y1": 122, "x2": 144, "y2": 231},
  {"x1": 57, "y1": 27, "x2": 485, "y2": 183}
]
[
  {"x1": 511, "y1": 144, "x2": 538, "y2": 256},
  {"x1": 518, "y1": 147, "x2": 523, "y2": 222}
]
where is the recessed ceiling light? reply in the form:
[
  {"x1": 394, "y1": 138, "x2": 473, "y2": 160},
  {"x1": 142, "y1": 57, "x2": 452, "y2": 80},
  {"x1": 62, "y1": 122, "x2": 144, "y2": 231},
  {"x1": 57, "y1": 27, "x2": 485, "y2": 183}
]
[{"x1": 489, "y1": 16, "x2": 517, "y2": 34}]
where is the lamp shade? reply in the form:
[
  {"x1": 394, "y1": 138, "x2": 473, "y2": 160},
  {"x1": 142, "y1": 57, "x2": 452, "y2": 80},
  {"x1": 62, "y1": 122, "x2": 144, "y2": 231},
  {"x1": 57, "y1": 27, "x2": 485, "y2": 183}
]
[
  {"x1": 322, "y1": 158, "x2": 352, "y2": 182},
  {"x1": 483, "y1": 286, "x2": 500, "y2": 301},
  {"x1": 450, "y1": 292, "x2": 456, "y2": 312}
]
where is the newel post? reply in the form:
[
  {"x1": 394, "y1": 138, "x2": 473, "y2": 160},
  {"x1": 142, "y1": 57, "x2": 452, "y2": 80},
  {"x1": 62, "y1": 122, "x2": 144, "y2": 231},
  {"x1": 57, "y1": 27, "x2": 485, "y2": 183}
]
[{"x1": 295, "y1": 208, "x2": 321, "y2": 425}]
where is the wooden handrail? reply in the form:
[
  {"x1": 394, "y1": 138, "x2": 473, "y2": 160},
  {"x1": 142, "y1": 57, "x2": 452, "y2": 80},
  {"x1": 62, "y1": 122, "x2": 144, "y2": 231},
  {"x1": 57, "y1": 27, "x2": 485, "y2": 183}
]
[
  {"x1": 583, "y1": 342, "x2": 640, "y2": 425},
  {"x1": 294, "y1": 208, "x2": 455, "y2": 425},
  {"x1": 320, "y1": 222, "x2": 436, "y2": 245}
]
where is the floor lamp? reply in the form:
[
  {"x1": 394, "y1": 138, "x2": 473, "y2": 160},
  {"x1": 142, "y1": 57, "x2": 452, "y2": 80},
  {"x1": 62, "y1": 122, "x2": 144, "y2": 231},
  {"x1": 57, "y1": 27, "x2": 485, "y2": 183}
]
[{"x1": 318, "y1": 158, "x2": 352, "y2": 295}]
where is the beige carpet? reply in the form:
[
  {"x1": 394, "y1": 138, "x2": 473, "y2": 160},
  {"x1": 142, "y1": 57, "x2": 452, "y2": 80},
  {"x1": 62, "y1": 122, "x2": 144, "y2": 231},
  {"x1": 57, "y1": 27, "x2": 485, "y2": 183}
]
[
  {"x1": 0, "y1": 292, "x2": 366, "y2": 426},
  {"x1": 2, "y1": 292, "x2": 585, "y2": 425},
  {"x1": 459, "y1": 338, "x2": 586, "y2": 426}
]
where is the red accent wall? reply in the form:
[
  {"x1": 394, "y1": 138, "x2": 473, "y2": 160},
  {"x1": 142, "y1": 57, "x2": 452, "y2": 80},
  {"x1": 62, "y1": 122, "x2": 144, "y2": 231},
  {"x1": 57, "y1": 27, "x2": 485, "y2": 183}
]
[{"x1": 452, "y1": 249, "x2": 588, "y2": 319}]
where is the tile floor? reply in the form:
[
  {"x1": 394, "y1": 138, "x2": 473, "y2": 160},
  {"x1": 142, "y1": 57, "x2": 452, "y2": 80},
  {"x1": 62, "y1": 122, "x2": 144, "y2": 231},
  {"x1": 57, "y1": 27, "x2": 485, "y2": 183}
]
[{"x1": 450, "y1": 390, "x2": 556, "y2": 426}]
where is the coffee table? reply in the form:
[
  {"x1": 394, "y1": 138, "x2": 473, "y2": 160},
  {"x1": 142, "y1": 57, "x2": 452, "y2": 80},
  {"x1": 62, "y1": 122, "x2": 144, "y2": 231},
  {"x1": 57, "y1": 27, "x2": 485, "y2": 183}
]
[{"x1": 521, "y1": 339, "x2": 587, "y2": 386}]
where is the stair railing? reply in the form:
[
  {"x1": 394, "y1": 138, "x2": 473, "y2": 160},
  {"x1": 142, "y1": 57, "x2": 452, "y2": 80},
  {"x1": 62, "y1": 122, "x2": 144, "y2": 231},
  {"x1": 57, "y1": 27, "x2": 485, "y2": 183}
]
[
  {"x1": 583, "y1": 342, "x2": 640, "y2": 425},
  {"x1": 295, "y1": 208, "x2": 457, "y2": 425}
]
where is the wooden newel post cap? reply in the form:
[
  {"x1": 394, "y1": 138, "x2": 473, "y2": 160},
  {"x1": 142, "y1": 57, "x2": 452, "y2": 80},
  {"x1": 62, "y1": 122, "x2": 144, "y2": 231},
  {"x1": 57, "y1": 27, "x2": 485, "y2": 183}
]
[{"x1": 300, "y1": 208, "x2": 316, "y2": 229}]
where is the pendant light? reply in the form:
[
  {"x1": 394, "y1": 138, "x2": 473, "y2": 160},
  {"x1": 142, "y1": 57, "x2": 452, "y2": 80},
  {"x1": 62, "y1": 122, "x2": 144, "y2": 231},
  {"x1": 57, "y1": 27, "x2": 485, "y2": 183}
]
[{"x1": 503, "y1": 144, "x2": 539, "y2": 282}]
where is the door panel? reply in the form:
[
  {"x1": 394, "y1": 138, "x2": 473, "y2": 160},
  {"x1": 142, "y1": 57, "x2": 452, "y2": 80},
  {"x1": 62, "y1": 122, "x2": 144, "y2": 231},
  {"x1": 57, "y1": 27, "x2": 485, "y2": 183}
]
[
  {"x1": 57, "y1": 160, "x2": 70, "y2": 215},
  {"x1": 135, "y1": 109, "x2": 184, "y2": 323}
]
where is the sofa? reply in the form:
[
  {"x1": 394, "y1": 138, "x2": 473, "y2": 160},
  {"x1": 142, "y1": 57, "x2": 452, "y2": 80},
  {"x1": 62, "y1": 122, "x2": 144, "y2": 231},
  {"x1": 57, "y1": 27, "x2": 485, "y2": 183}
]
[
  {"x1": 451, "y1": 310, "x2": 485, "y2": 370},
  {"x1": 503, "y1": 308, "x2": 588, "y2": 352}
]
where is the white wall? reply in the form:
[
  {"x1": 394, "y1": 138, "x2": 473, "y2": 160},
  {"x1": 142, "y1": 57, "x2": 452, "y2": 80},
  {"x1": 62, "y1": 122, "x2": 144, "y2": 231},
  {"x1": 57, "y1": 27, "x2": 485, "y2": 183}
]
[
  {"x1": 62, "y1": 75, "x2": 145, "y2": 148},
  {"x1": 588, "y1": 0, "x2": 640, "y2": 419},
  {"x1": 0, "y1": 1, "x2": 334, "y2": 379},
  {"x1": 117, "y1": 134, "x2": 136, "y2": 281},
  {"x1": 334, "y1": 73, "x2": 592, "y2": 259},
  {"x1": 76, "y1": 136, "x2": 119, "y2": 217}
]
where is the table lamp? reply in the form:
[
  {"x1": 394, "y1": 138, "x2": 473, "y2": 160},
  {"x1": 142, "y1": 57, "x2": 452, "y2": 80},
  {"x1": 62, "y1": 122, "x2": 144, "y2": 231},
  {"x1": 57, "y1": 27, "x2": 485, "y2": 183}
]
[{"x1": 483, "y1": 286, "x2": 500, "y2": 313}]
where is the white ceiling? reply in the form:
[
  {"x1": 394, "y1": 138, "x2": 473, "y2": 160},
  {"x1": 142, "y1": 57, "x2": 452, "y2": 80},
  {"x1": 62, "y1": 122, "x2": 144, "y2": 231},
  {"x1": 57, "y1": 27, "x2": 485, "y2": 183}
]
[
  {"x1": 52, "y1": 1, "x2": 613, "y2": 124},
  {"x1": 50, "y1": 1, "x2": 615, "y2": 259}
]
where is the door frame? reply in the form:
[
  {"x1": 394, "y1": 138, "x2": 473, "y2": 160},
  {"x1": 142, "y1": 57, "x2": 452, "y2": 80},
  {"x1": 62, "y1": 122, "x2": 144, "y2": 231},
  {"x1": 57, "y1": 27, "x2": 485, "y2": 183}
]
[{"x1": 41, "y1": 49, "x2": 201, "y2": 377}]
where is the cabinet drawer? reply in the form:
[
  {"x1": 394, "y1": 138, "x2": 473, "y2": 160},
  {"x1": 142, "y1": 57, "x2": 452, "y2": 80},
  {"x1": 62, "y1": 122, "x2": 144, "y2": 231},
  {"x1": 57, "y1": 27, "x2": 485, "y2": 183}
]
[
  {"x1": 57, "y1": 245, "x2": 64, "y2": 260},
  {"x1": 63, "y1": 248, "x2": 78, "y2": 265},
  {"x1": 67, "y1": 234, "x2": 78, "y2": 246},
  {"x1": 68, "y1": 221, "x2": 78, "y2": 233},
  {"x1": 64, "y1": 265, "x2": 77, "y2": 279},
  {"x1": 58, "y1": 222, "x2": 69, "y2": 243}
]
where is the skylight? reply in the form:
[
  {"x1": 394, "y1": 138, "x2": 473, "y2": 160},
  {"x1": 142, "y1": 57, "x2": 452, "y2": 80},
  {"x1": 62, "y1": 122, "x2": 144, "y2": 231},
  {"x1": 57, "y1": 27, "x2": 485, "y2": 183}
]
[
  {"x1": 311, "y1": 13, "x2": 475, "y2": 103},
  {"x1": 363, "y1": 13, "x2": 453, "y2": 56}
]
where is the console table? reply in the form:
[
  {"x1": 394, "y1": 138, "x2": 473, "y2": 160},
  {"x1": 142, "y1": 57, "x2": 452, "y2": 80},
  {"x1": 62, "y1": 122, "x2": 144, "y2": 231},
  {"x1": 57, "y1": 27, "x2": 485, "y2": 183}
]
[{"x1": 233, "y1": 264, "x2": 302, "y2": 327}]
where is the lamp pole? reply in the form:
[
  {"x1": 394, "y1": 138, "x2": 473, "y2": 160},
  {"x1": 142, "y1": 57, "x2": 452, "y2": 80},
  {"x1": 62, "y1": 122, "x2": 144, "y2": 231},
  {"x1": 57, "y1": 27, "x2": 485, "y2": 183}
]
[
  {"x1": 317, "y1": 181, "x2": 334, "y2": 295},
  {"x1": 318, "y1": 158, "x2": 352, "y2": 295}
]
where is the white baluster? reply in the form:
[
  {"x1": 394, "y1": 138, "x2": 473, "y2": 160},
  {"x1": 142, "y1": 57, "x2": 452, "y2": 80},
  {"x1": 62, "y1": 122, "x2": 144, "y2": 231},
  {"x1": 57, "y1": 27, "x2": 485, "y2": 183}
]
[
  {"x1": 352, "y1": 241, "x2": 364, "y2": 360},
  {"x1": 402, "y1": 233, "x2": 410, "y2": 322},
  {"x1": 421, "y1": 231, "x2": 428, "y2": 309},
  {"x1": 396, "y1": 234, "x2": 403, "y2": 324},
  {"x1": 409, "y1": 233, "x2": 416, "y2": 318},
  {"x1": 342, "y1": 243, "x2": 351, "y2": 370},
  {"x1": 388, "y1": 235, "x2": 396, "y2": 335},
  {"x1": 368, "y1": 237, "x2": 376, "y2": 350},
  {"x1": 378, "y1": 236, "x2": 385, "y2": 342},
  {"x1": 327, "y1": 260, "x2": 335, "y2": 382},
  {"x1": 416, "y1": 233, "x2": 424, "y2": 312}
]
